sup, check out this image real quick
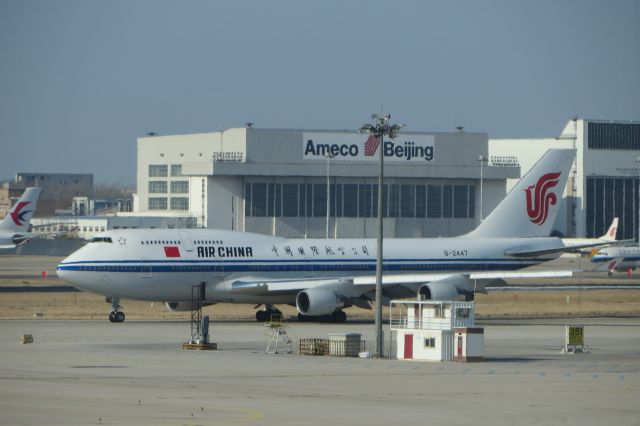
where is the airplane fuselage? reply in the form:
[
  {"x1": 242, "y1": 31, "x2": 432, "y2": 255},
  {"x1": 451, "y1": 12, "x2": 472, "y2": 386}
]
[
  {"x1": 592, "y1": 246, "x2": 640, "y2": 272},
  {"x1": 57, "y1": 228, "x2": 563, "y2": 304}
]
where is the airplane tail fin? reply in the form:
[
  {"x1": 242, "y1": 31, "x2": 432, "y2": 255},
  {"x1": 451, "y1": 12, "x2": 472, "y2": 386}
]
[
  {"x1": 0, "y1": 187, "x2": 42, "y2": 233},
  {"x1": 467, "y1": 149, "x2": 576, "y2": 238},
  {"x1": 601, "y1": 217, "x2": 619, "y2": 241}
]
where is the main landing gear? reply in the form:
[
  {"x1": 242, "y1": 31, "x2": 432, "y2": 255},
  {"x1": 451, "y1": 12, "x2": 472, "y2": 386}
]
[
  {"x1": 254, "y1": 306, "x2": 348, "y2": 323},
  {"x1": 255, "y1": 305, "x2": 283, "y2": 322},
  {"x1": 298, "y1": 310, "x2": 347, "y2": 323},
  {"x1": 107, "y1": 297, "x2": 125, "y2": 323}
]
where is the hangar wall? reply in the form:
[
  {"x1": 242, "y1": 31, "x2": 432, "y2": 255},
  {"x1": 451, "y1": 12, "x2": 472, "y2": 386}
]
[{"x1": 136, "y1": 127, "x2": 519, "y2": 238}]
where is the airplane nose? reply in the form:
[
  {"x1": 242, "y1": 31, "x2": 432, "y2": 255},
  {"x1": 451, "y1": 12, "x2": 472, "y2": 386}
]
[
  {"x1": 56, "y1": 252, "x2": 81, "y2": 283},
  {"x1": 56, "y1": 260, "x2": 72, "y2": 282}
]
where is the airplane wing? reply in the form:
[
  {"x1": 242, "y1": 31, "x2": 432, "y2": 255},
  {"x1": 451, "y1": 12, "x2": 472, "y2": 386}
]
[
  {"x1": 505, "y1": 241, "x2": 630, "y2": 258},
  {"x1": 221, "y1": 269, "x2": 575, "y2": 316}
]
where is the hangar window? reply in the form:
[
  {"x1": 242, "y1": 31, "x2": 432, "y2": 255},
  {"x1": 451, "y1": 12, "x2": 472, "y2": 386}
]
[
  {"x1": 358, "y1": 184, "x2": 373, "y2": 217},
  {"x1": 304, "y1": 183, "x2": 313, "y2": 217},
  {"x1": 313, "y1": 184, "x2": 327, "y2": 217},
  {"x1": 244, "y1": 183, "x2": 252, "y2": 216},
  {"x1": 342, "y1": 184, "x2": 358, "y2": 217},
  {"x1": 282, "y1": 184, "x2": 298, "y2": 217},
  {"x1": 468, "y1": 185, "x2": 475, "y2": 218},
  {"x1": 453, "y1": 185, "x2": 469, "y2": 218},
  {"x1": 586, "y1": 176, "x2": 637, "y2": 240},
  {"x1": 387, "y1": 184, "x2": 399, "y2": 218},
  {"x1": 427, "y1": 185, "x2": 442, "y2": 218},
  {"x1": 171, "y1": 181, "x2": 189, "y2": 193},
  {"x1": 400, "y1": 185, "x2": 415, "y2": 218},
  {"x1": 149, "y1": 197, "x2": 168, "y2": 210},
  {"x1": 333, "y1": 185, "x2": 342, "y2": 217},
  {"x1": 170, "y1": 197, "x2": 189, "y2": 210},
  {"x1": 149, "y1": 181, "x2": 167, "y2": 194},
  {"x1": 268, "y1": 183, "x2": 282, "y2": 217},
  {"x1": 251, "y1": 183, "x2": 267, "y2": 216},
  {"x1": 588, "y1": 122, "x2": 640, "y2": 150},
  {"x1": 443, "y1": 185, "x2": 453, "y2": 218},
  {"x1": 171, "y1": 164, "x2": 182, "y2": 176},
  {"x1": 149, "y1": 165, "x2": 168, "y2": 177},
  {"x1": 416, "y1": 186, "x2": 427, "y2": 217}
]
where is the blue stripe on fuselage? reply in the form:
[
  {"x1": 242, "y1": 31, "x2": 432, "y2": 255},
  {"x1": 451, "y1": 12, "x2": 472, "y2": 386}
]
[{"x1": 57, "y1": 259, "x2": 538, "y2": 273}]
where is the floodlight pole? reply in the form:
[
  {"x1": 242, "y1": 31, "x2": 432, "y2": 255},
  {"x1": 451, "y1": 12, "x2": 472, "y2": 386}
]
[
  {"x1": 375, "y1": 125, "x2": 384, "y2": 358},
  {"x1": 325, "y1": 153, "x2": 334, "y2": 239},
  {"x1": 478, "y1": 155, "x2": 487, "y2": 222},
  {"x1": 360, "y1": 114, "x2": 404, "y2": 359}
]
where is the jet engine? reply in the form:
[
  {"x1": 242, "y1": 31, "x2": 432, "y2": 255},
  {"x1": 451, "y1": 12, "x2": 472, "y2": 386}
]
[
  {"x1": 296, "y1": 288, "x2": 345, "y2": 316},
  {"x1": 164, "y1": 302, "x2": 215, "y2": 312},
  {"x1": 418, "y1": 276, "x2": 474, "y2": 301}
]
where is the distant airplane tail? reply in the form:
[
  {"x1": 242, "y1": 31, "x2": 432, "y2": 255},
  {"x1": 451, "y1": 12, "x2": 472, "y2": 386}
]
[
  {"x1": 0, "y1": 187, "x2": 42, "y2": 233},
  {"x1": 601, "y1": 217, "x2": 619, "y2": 242},
  {"x1": 468, "y1": 149, "x2": 576, "y2": 238}
]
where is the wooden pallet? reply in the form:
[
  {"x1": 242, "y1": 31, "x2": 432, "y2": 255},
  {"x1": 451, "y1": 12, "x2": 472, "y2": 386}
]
[{"x1": 182, "y1": 342, "x2": 217, "y2": 350}]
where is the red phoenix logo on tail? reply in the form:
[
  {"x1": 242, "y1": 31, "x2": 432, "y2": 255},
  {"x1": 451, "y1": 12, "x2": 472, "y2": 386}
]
[
  {"x1": 10, "y1": 202, "x2": 32, "y2": 226},
  {"x1": 524, "y1": 172, "x2": 561, "y2": 225}
]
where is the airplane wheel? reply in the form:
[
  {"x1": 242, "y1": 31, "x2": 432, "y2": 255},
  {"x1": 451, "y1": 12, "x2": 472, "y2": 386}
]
[
  {"x1": 333, "y1": 310, "x2": 347, "y2": 323},
  {"x1": 256, "y1": 310, "x2": 268, "y2": 322},
  {"x1": 297, "y1": 313, "x2": 311, "y2": 322},
  {"x1": 108, "y1": 312, "x2": 124, "y2": 322}
]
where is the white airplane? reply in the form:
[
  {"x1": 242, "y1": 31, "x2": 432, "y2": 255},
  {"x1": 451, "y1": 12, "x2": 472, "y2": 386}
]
[
  {"x1": 0, "y1": 187, "x2": 43, "y2": 249},
  {"x1": 561, "y1": 217, "x2": 626, "y2": 253},
  {"x1": 58, "y1": 149, "x2": 595, "y2": 323},
  {"x1": 591, "y1": 245, "x2": 640, "y2": 275}
]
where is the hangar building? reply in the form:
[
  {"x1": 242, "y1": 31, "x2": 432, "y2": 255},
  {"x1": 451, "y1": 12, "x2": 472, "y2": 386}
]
[
  {"x1": 134, "y1": 128, "x2": 518, "y2": 238},
  {"x1": 134, "y1": 118, "x2": 639, "y2": 240},
  {"x1": 490, "y1": 118, "x2": 640, "y2": 240}
]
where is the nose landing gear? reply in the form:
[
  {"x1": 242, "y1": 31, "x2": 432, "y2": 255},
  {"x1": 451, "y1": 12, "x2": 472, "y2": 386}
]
[{"x1": 106, "y1": 297, "x2": 125, "y2": 323}]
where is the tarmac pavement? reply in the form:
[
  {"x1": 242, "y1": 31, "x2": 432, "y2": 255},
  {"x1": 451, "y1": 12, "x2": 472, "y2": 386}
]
[{"x1": 0, "y1": 318, "x2": 638, "y2": 425}]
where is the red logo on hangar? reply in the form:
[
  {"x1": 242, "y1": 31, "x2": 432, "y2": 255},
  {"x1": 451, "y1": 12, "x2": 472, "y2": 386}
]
[{"x1": 363, "y1": 135, "x2": 381, "y2": 156}]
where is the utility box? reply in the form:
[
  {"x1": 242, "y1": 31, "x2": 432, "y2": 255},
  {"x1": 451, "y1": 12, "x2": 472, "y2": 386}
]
[
  {"x1": 391, "y1": 300, "x2": 475, "y2": 362},
  {"x1": 453, "y1": 327, "x2": 484, "y2": 362},
  {"x1": 328, "y1": 333, "x2": 363, "y2": 357}
]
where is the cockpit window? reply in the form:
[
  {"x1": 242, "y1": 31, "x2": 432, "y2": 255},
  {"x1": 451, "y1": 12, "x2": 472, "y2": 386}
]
[{"x1": 91, "y1": 237, "x2": 113, "y2": 243}]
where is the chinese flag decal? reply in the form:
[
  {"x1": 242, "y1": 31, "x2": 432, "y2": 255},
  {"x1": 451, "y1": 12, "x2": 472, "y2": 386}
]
[{"x1": 164, "y1": 246, "x2": 181, "y2": 258}]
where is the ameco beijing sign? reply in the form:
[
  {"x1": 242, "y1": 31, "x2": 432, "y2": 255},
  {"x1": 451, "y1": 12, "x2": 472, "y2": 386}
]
[{"x1": 302, "y1": 132, "x2": 435, "y2": 162}]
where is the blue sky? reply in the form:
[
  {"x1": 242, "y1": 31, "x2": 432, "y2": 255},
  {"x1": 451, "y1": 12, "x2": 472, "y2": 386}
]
[{"x1": 1, "y1": 0, "x2": 638, "y2": 184}]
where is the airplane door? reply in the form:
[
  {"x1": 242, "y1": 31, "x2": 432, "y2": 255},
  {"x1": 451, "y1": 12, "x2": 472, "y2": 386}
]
[
  {"x1": 215, "y1": 261, "x2": 224, "y2": 279},
  {"x1": 404, "y1": 334, "x2": 413, "y2": 359},
  {"x1": 178, "y1": 230, "x2": 194, "y2": 252},
  {"x1": 141, "y1": 258, "x2": 152, "y2": 278},
  {"x1": 305, "y1": 251, "x2": 313, "y2": 277}
]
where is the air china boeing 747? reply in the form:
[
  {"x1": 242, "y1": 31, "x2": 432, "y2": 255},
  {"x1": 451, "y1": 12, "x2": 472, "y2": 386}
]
[{"x1": 58, "y1": 149, "x2": 600, "y2": 323}]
